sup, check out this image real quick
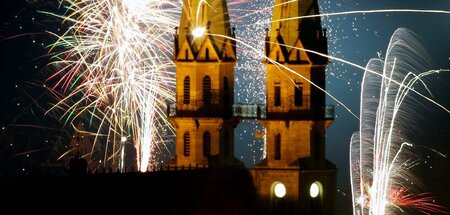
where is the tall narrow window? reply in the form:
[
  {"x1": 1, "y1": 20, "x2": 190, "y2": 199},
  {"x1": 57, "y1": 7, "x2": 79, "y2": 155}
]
[
  {"x1": 183, "y1": 132, "x2": 190, "y2": 157},
  {"x1": 223, "y1": 77, "x2": 229, "y2": 103},
  {"x1": 274, "y1": 83, "x2": 281, "y2": 106},
  {"x1": 296, "y1": 50, "x2": 300, "y2": 62},
  {"x1": 185, "y1": 49, "x2": 188, "y2": 60},
  {"x1": 203, "y1": 76, "x2": 212, "y2": 105},
  {"x1": 275, "y1": 133, "x2": 281, "y2": 160},
  {"x1": 183, "y1": 76, "x2": 190, "y2": 104},
  {"x1": 294, "y1": 82, "x2": 303, "y2": 106},
  {"x1": 276, "y1": 51, "x2": 280, "y2": 62},
  {"x1": 205, "y1": 48, "x2": 210, "y2": 61},
  {"x1": 203, "y1": 131, "x2": 211, "y2": 157}
]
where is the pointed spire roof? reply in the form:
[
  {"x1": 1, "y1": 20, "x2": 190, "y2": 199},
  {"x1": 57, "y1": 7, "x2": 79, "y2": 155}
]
[
  {"x1": 178, "y1": 0, "x2": 232, "y2": 52},
  {"x1": 288, "y1": 38, "x2": 311, "y2": 64},
  {"x1": 270, "y1": 0, "x2": 321, "y2": 46},
  {"x1": 196, "y1": 35, "x2": 220, "y2": 61},
  {"x1": 269, "y1": 0, "x2": 327, "y2": 64}
]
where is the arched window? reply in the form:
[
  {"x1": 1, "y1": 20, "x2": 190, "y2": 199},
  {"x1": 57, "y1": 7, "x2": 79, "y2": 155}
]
[
  {"x1": 203, "y1": 76, "x2": 212, "y2": 105},
  {"x1": 275, "y1": 133, "x2": 281, "y2": 160},
  {"x1": 203, "y1": 131, "x2": 211, "y2": 157},
  {"x1": 183, "y1": 132, "x2": 190, "y2": 157},
  {"x1": 294, "y1": 82, "x2": 303, "y2": 106},
  {"x1": 310, "y1": 181, "x2": 324, "y2": 214},
  {"x1": 183, "y1": 76, "x2": 190, "y2": 104}
]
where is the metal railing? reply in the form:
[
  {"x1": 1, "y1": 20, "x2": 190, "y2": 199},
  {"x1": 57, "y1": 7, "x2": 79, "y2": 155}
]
[
  {"x1": 167, "y1": 103, "x2": 226, "y2": 117},
  {"x1": 176, "y1": 90, "x2": 221, "y2": 110},
  {"x1": 267, "y1": 95, "x2": 310, "y2": 112},
  {"x1": 232, "y1": 104, "x2": 266, "y2": 118},
  {"x1": 167, "y1": 94, "x2": 334, "y2": 120}
]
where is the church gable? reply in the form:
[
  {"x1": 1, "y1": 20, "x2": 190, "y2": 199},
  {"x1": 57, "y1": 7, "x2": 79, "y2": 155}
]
[
  {"x1": 267, "y1": 42, "x2": 287, "y2": 63},
  {"x1": 196, "y1": 36, "x2": 220, "y2": 61},
  {"x1": 288, "y1": 39, "x2": 311, "y2": 64},
  {"x1": 176, "y1": 39, "x2": 195, "y2": 61},
  {"x1": 221, "y1": 38, "x2": 236, "y2": 61}
]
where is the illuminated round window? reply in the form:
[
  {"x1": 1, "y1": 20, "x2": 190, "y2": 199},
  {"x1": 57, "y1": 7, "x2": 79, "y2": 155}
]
[
  {"x1": 274, "y1": 183, "x2": 286, "y2": 198},
  {"x1": 310, "y1": 182, "x2": 320, "y2": 198}
]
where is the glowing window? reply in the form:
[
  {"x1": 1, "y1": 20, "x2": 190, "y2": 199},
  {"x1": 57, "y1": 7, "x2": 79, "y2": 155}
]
[
  {"x1": 274, "y1": 183, "x2": 286, "y2": 198},
  {"x1": 310, "y1": 182, "x2": 321, "y2": 198}
]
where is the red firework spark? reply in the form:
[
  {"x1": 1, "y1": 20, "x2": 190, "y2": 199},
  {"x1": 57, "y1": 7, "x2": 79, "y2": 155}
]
[{"x1": 390, "y1": 187, "x2": 449, "y2": 214}]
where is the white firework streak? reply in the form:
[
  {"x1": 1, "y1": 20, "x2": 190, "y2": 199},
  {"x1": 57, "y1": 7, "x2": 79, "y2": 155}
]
[{"x1": 350, "y1": 28, "x2": 449, "y2": 214}]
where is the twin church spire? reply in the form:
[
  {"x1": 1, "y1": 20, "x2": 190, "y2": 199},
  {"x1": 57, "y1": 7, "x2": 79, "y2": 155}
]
[
  {"x1": 170, "y1": 1, "x2": 336, "y2": 213},
  {"x1": 266, "y1": 0, "x2": 327, "y2": 65},
  {"x1": 174, "y1": 0, "x2": 236, "y2": 62},
  {"x1": 169, "y1": 0, "x2": 239, "y2": 168},
  {"x1": 171, "y1": 0, "x2": 332, "y2": 167}
]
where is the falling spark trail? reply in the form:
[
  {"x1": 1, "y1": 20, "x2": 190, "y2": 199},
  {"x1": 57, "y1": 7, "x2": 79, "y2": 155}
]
[{"x1": 350, "y1": 28, "x2": 449, "y2": 215}]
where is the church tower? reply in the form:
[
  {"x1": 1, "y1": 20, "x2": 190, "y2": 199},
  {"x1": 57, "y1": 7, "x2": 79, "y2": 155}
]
[
  {"x1": 251, "y1": 0, "x2": 336, "y2": 214},
  {"x1": 168, "y1": 0, "x2": 241, "y2": 168}
]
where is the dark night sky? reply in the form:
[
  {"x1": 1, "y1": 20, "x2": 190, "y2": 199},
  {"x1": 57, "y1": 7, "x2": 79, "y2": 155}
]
[
  {"x1": 322, "y1": 1, "x2": 450, "y2": 211},
  {"x1": 0, "y1": 0, "x2": 449, "y2": 213}
]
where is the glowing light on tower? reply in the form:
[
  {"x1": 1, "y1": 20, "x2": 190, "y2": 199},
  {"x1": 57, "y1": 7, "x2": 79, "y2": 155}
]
[{"x1": 192, "y1": 27, "x2": 206, "y2": 38}]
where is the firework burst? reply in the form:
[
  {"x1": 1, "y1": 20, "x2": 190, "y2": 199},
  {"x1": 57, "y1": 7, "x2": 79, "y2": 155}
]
[
  {"x1": 44, "y1": 0, "x2": 181, "y2": 171},
  {"x1": 350, "y1": 28, "x2": 449, "y2": 215}
]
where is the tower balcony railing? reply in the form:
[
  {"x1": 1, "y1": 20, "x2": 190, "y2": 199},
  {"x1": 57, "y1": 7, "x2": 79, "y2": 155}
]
[
  {"x1": 167, "y1": 103, "x2": 226, "y2": 117},
  {"x1": 167, "y1": 95, "x2": 334, "y2": 120},
  {"x1": 168, "y1": 90, "x2": 231, "y2": 117},
  {"x1": 176, "y1": 90, "x2": 221, "y2": 110},
  {"x1": 232, "y1": 104, "x2": 266, "y2": 118},
  {"x1": 232, "y1": 103, "x2": 334, "y2": 120},
  {"x1": 267, "y1": 95, "x2": 310, "y2": 112}
]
